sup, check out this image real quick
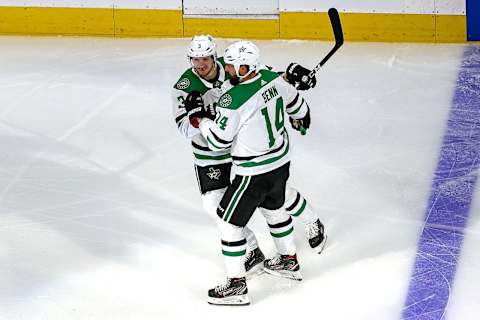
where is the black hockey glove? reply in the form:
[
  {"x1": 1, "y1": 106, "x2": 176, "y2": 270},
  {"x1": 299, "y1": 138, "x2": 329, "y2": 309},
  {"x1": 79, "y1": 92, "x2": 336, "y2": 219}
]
[
  {"x1": 285, "y1": 63, "x2": 317, "y2": 90},
  {"x1": 289, "y1": 108, "x2": 311, "y2": 134},
  {"x1": 203, "y1": 103, "x2": 217, "y2": 120},
  {"x1": 185, "y1": 90, "x2": 215, "y2": 128}
]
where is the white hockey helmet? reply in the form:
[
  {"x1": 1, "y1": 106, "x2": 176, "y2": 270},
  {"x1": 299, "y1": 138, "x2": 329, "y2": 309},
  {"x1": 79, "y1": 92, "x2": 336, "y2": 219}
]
[
  {"x1": 223, "y1": 41, "x2": 260, "y2": 79},
  {"x1": 187, "y1": 34, "x2": 217, "y2": 63}
]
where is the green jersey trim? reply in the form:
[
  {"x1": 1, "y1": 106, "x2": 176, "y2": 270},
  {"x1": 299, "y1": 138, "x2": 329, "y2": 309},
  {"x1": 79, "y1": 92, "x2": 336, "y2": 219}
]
[
  {"x1": 218, "y1": 69, "x2": 279, "y2": 110},
  {"x1": 288, "y1": 99, "x2": 304, "y2": 115},
  {"x1": 216, "y1": 57, "x2": 232, "y2": 82},
  {"x1": 207, "y1": 136, "x2": 224, "y2": 150},
  {"x1": 237, "y1": 139, "x2": 289, "y2": 168},
  {"x1": 217, "y1": 56, "x2": 226, "y2": 68},
  {"x1": 173, "y1": 59, "x2": 228, "y2": 93},
  {"x1": 173, "y1": 68, "x2": 209, "y2": 94}
]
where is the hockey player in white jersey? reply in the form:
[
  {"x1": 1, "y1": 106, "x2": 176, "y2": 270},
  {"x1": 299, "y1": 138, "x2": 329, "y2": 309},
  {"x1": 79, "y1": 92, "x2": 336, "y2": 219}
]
[
  {"x1": 185, "y1": 40, "x2": 320, "y2": 305},
  {"x1": 171, "y1": 35, "x2": 266, "y2": 275},
  {"x1": 173, "y1": 36, "x2": 326, "y2": 264}
]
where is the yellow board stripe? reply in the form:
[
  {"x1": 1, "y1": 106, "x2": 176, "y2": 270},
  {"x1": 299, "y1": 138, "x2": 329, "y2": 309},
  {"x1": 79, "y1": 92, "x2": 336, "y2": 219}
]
[
  {"x1": 0, "y1": 7, "x2": 182, "y2": 37},
  {"x1": 281, "y1": 12, "x2": 466, "y2": 43},
  {"x1": 280, "y1": 11, "x2": 332, "y2": 40},
  {"x1": 436, "y1": 15, "x2": 467, "y2": 43},
  {"x1": 0, "y1": 6, "x2": 114, "y2": 36},
  {"x1": 115, "y1": 9, "x2": 182, "y2": 37},
  {"x1": 0, "y1": 6, "x2": 467, "y2": 42},
  {"x1": 336, "y1": 12, "x2": 436, "y2": 42}
]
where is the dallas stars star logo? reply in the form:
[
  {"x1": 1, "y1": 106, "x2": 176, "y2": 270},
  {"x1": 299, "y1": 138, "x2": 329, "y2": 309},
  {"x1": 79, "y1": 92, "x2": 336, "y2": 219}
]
[
  {"x1": 239, "y1": 46, "x2": 247, "y2": 53},
  {"x1": 206, "y1": 167, "x2": 221, "y2": 180}
]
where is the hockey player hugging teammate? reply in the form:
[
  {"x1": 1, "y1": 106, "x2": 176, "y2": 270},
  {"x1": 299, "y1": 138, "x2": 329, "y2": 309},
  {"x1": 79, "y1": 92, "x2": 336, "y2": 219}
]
[{"x1": 183, "y1": 40, "x2": 326, "y2": 305}]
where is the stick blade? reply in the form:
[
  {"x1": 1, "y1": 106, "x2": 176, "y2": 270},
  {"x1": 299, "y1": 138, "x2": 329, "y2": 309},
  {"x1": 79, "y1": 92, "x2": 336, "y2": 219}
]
[{"x1": 328, "y1": 8, "x2": 344, "y2": 46}]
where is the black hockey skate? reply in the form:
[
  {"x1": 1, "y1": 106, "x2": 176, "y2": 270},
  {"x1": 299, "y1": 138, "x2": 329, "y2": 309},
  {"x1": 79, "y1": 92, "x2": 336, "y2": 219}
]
[
  {"x1": 264, "y1": 254, "x2": 302, "y2": 281},
  {"x1": 306, "y1": 219, "x2": 327, "y2": 254},
  {"x1": 245, "y1": 247, "x2": 265, "y2": 278},
  {"x1": 207, "y1": 277, "x2": 250, "y2": 306}
]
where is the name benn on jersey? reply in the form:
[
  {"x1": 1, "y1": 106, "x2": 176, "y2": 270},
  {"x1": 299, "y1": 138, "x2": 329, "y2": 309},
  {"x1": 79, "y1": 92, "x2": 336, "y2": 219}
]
[{"x1": 262, "y1": 86, "x2": 278, "y2": 104}]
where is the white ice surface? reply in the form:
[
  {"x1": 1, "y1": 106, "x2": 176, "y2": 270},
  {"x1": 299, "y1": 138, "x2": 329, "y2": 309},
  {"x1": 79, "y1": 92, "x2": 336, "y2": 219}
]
[{"x1": 0, "y1": 37, "x2": 478, "y2": 320}]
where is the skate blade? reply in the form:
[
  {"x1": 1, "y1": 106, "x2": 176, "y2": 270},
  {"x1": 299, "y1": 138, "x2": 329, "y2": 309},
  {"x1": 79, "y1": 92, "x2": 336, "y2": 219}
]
[
  {"x1": 314, "y1": 234, "x2": 328, "y2": 254},
  {"x1": 246, "y1": 262, "x2": 265, "y2": 280},
  {"x1": 207, "y1": 294, "x2": 250, "y2": 306},
  {"x1": 263, "y1": 268, "x2": 303, "y2": 281}
]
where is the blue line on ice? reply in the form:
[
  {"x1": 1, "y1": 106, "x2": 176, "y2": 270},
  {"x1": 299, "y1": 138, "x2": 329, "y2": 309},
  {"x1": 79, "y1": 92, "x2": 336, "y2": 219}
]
[{"x1": 402, "y1": 45, "x2": 480, "y2": 320}]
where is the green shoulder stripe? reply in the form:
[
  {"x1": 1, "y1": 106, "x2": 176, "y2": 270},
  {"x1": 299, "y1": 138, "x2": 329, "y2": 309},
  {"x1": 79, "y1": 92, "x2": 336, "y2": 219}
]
[
  {"x1": 217, "y1": 57, "x2": 232, "y2": 81},
  {"x1": 218, "y1": 69, "x2": 279, "y2": 110},
  {"x1": 173, "y1": 69, "x2": 210, "y2": 94}
]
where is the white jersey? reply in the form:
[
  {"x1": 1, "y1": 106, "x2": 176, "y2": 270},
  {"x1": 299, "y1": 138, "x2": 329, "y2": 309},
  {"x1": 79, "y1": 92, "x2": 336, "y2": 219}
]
[
  {"x1": 199, "y1": 69, "x2": 309, "y2": 176},
  {"x1": 171, "y1": 59, "x2": 231, "y2": 166}
]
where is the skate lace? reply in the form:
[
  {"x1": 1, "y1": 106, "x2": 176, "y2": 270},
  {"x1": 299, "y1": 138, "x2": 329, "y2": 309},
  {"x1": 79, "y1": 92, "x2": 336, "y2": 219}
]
[
  {"x1": 268, "y1": 255, "x2": 282, "y2": 266},
  {"x1": 245, "y1": 250, "x2": 254, "y2": 261},
  {"x1": 306, "y1": 221, "x2": 319, "y2": 238},
  {"x1": 215, "y1": 279, "x2": 232, "y2": 293}
]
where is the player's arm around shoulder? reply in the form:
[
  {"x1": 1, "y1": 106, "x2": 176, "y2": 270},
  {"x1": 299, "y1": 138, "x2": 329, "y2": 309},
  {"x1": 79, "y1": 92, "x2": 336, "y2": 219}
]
[{"x1": 198, "y1": 91, "x2": 240, "y2": 151}]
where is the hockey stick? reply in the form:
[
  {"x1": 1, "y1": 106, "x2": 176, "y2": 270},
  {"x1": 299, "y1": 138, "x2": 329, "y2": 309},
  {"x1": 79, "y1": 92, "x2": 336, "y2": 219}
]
[
  {"x1": 309, "y1": 8, "x2": 344, "y2": 77},
  {"x1": 297, "y1": 8, "x2": 344, "y2": 135}
]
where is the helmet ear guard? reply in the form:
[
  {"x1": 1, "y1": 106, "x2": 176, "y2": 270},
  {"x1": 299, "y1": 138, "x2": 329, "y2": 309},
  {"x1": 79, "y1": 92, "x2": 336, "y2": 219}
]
[{"x1": 223, "y1": 41, "x2": 260, "y2": 79}]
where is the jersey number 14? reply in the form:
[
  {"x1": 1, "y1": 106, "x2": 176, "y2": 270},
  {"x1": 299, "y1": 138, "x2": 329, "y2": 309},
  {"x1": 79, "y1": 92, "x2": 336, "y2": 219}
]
[{"x1": 261, "y1": 97, "x2": 284, "y2": 148}]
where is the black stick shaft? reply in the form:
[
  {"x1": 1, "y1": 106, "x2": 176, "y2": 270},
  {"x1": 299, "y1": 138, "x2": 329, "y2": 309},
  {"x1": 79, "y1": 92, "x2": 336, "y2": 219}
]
[{"x1": 309, "y1": 8, "x2": 344, "y2": 76}]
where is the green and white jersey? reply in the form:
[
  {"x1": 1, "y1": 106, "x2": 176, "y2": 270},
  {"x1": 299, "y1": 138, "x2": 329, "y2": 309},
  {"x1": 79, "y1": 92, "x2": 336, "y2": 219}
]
[
  {"x1": 171, "y1": 57, "x2": 232, "y2": 166},
  {"x1": 199, "y1": 69, "x2": 310, "y2": 176}
]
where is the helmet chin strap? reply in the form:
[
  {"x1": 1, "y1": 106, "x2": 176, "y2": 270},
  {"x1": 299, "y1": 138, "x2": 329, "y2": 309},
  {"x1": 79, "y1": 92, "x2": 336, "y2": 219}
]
[{"x1": 235, "y1": 64, "x2": 255, "y2": 80}]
